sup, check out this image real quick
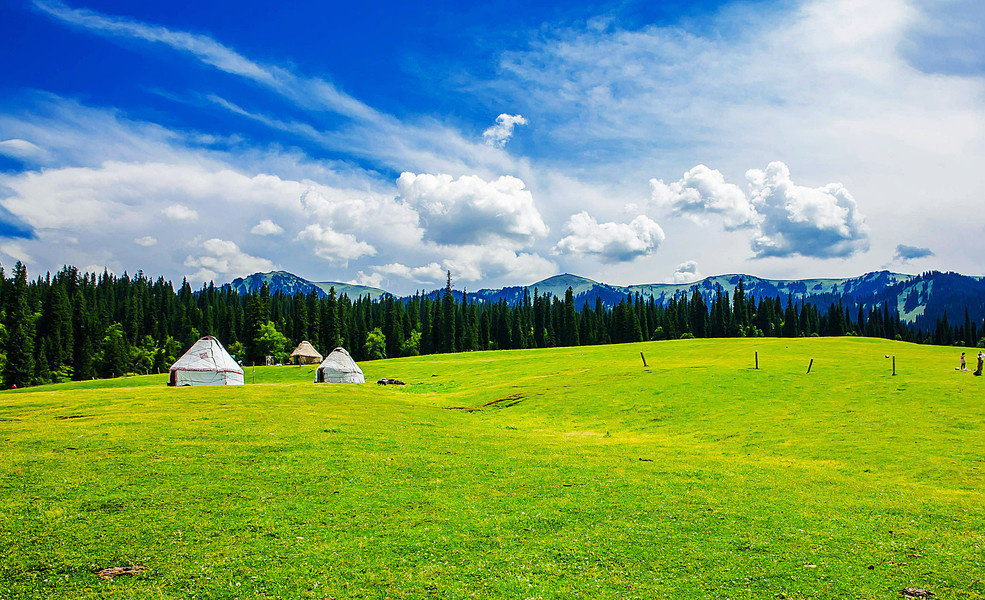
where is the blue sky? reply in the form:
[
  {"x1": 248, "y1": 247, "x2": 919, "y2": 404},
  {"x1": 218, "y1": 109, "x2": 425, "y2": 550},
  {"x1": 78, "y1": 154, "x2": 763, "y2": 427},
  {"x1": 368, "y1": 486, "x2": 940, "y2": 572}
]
[{"x1": 0, "y1": 0, "x2": 983, "y2": 292}]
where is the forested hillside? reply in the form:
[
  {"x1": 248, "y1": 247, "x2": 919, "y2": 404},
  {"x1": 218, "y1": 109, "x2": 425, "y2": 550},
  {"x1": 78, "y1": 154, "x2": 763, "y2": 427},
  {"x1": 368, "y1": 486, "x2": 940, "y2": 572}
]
[{"x1": 1, "y1": 263, "x2": 981, "y2": 389}]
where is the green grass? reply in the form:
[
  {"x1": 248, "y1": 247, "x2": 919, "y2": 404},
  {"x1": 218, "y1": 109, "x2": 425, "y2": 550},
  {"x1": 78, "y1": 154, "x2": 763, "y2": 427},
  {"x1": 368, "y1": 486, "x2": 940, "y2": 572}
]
[{"x1": 1, "y1": 337, "x2": 983, "y2": 599}]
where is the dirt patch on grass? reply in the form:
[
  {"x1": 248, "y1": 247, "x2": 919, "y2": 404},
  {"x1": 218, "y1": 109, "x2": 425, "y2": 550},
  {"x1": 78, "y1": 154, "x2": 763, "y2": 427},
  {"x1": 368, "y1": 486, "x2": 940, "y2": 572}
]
[
  {"x1": 97, "y1": 565, "x2": 147, "y2": 580},
  {"x1": 446, "y1": 393, "x2": 525, "y2": 412}
]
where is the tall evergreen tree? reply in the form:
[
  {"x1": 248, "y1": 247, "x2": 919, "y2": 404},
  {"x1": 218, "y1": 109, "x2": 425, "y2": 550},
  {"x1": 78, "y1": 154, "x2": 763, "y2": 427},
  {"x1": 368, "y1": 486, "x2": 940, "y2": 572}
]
[
  {"x1": 2, "y1": 262, "x2": 34, "y2": 388},
  {"x1": 442, "y1": 271, "x2": 456, "y2": 353}
]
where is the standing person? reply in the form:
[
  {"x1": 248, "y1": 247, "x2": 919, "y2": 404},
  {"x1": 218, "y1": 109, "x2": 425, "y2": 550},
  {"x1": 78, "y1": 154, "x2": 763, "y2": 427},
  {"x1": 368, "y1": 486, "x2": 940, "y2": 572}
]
[
  {"x1": 975, "y1": 351, "x2": 984, "y2": 377},
  {"x1": 960, "y1": 352, "x2": 967, "y2": 371}
]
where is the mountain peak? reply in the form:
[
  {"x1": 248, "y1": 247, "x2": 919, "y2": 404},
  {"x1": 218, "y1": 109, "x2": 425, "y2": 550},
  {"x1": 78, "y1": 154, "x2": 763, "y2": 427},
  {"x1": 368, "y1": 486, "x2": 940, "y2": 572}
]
[{"x1": 532, "y1": 273, "x2": 599, "y2": 287}]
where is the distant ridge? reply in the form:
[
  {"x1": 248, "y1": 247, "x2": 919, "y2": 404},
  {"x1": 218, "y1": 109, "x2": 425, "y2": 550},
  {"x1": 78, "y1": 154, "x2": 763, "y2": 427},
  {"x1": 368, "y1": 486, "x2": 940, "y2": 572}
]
[
  {"x1": 226, "y1": 271, "x2": 387, "y2": 300},
  {"x1": 226, "y1": 269, "x2": 985, "y2": 330}
]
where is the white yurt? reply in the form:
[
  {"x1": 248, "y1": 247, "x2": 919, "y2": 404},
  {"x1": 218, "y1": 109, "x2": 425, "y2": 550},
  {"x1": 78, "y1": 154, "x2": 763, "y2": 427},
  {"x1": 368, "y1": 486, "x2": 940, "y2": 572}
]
[
  {"x1": 289, "y1": 341, "x2": 323, "y2": 365},
  {"x1": 314, "y1": 347, "x2": 364, "y2": 383},
  {"x1": 168, "y1": 336, "x2": 245, "y2": 386}
]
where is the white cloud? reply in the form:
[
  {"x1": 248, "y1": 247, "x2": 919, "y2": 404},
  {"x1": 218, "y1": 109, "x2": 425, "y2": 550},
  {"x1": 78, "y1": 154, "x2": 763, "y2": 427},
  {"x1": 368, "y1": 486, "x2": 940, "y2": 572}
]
[
  {"x1": 673, "y1": 260, "x2": 701, "y2": 284},
  {"x1": 375, "y1": 262, "x2": 446, "y2": 283},
  {"x1": 646, "y1": 160, "x2": 871, "y2": 260},
  {"x1": 163, "y1": 203, "x2": 198, "y2": 221},
  {"x1": 184, "y1": 238, "x2": 274, "y2": 283},
  {"x1": 443, "y1": 243, "x2": 556, "y2": 283},
  {"x1": 482, "y1": 113, "x2": 528, "y2": 147},
  {"x1": 0, "y1": 242, "x2": 33, "y2": 264},
  {"x1": 396, "y1": 172, "x2": 548, "y2": 245},
  {"x1": 370, "y1": 246, "x2": 554, "y2": 286},
  {"x1": 296, "y1": 224, "x2": 376, "y2": 263},
  {"x1": 0, "y1": 139, "x2": 47, "y2": 161},
  {"x1": 299, "y1": 186, "x2": 422, "y2": 245},
  {"x1": 33, "y1": 1, "x2": 525, "y2": 179},
  {"x1": 0, "y1": 161, "x2": 306, "y2": 231},
  {"x1": 33, "y1": 0, "x2": 381, "y2": 124},
  {"x1": 133, "y1": 235, "x2": 157, "y2": 246},
  {"x1": 649, "y1": 165, "x2": 758, "y2": 230},
  {"x1": 250, "y1": 219, "x2": 284, "y2": 236},
  {"x1": 348, "y1": 270, "x2": 384, "y2": 288},
  {"x1": 747, "y1": 162, "x2": 869, "y2": 258},
  {"x1": 82, "y1": 263, "x2": 114, "y2": 275},
  {"x1": 554, "y1": 212, "x2": 665, "y2": 262},
  {"x1": 477, "y1": 0, "x2": 985, "y2": 280}
]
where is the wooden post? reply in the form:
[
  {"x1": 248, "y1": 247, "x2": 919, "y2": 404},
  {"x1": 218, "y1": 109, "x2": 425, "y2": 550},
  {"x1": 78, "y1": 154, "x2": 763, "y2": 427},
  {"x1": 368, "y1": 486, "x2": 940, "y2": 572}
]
[
  {"x1": 806, "y1": 358, "x2": 814, "y2": 374},
  {"x1": 755, "y1": 351, "x2": 759, "y2": 370},
  {"x1": 640, "y1": 351, "x2": 648, "y2": 367},
  {"x1": 892, "y1": 355, "x2": 896, "y2": 376}
]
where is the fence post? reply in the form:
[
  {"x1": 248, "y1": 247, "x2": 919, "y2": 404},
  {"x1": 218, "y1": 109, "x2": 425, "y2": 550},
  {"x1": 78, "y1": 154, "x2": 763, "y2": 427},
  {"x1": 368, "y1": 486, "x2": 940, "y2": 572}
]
[
  {"x1": 640, "y1": 351, "x2": 648, "y2": 367},
  {"x1": 755, "y1": 351, "x2": 759, "y2": 370},
  {"x1": 806, "y1": 358, "x2": 814, "y2": 374}
]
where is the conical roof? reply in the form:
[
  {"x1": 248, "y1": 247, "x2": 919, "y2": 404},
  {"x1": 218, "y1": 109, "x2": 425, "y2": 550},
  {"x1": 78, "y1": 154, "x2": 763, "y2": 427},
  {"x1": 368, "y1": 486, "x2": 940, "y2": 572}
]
[
  {"x1": 289, "y1": 341, "x2": 323, "y2": 361},
  {"x1": 316, "y1": 347, "x2": 362, "y2": 375},
  {"x1": 170, "y1": 336, "x2": 243, "y2": 374}
]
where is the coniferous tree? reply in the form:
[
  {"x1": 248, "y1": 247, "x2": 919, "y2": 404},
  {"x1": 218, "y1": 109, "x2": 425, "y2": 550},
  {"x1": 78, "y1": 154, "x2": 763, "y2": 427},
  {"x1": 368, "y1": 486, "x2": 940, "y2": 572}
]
[
  {"x1": 783, "y1": 296, "x2": 798, "y2": 337},
  {"x1": 563, "y1": 287, "x2": 579, "y2": 346},
  {"x1": 2, "y1": 262, "x2": 34, "y2": 388},
  {"x1": 442, "y1": 271, "x2": 456, "y2": 353}
]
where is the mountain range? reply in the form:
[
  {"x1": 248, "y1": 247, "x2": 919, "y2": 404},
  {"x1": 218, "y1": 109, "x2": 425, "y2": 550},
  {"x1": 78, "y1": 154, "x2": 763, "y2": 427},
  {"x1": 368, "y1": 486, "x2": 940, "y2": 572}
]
[{"x1": 227, "y1": 269, "x2": 985, "y2": 332}]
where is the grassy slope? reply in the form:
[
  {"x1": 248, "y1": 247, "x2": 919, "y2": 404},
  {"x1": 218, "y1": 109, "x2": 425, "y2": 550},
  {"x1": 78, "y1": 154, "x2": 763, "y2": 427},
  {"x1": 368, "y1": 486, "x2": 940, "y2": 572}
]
[{"x1": 1, "y1": 337, "x2": 983, "y2": 599}]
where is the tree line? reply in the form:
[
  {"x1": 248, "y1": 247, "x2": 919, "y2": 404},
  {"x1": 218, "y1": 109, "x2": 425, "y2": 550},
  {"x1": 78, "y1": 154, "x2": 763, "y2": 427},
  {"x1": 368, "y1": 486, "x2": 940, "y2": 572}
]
[{"x1": 0, "y1": 264, "x2": 980, "y2": 389}]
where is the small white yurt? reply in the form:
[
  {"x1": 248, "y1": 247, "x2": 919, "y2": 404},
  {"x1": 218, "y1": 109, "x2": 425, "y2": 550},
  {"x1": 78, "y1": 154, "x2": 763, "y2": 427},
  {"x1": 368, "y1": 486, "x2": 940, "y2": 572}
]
[
  {"x1": 314, "y1": 347, "x2": 364, "y2": 383},
  {"x1": 168, "y1": 336, "x2": 244, "y2": 386}
]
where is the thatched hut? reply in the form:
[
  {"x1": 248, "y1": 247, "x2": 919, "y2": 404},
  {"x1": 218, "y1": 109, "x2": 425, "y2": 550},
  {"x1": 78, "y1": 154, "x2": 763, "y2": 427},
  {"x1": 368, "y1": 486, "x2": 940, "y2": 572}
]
[{"x1": 289, "y1": 341, "x2": 323, "y2": 365}]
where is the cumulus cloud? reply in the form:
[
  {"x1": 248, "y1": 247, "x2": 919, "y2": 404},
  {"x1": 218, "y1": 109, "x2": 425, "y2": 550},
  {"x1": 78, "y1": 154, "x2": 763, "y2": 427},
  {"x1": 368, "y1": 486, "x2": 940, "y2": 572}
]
[
  {"x1": 482, "y1": 113, "x2": 528, "y2": 147},
  {"x1": 443, "y1": 243, "x2": 556, "y2": 283},
  {"x1": 163, "y1": 203, "x2": 198, "y2": 221},
  {"x1": 368, "y1": 245, "x2": 555, "y2": 286},
  {"x1": 894, "y1": 243, "x2": 934, "y2": 261},
  {"x1": 673, "y1": 260, "x2": 701, "y2": 284},
  {"x1": 554, "y1": 211, "x2": 665, "y2": 262},
  {"x1": 299, "y1": 186, "x2": 422, "y2": 246},
  {"x1": 184, "y1": 238, "x2": 274, "y2": 282},
  {"x1": 375, "y1": 262, "x2": 446, "y2": 283},
  {"x1": 0, "y1": 139, "x2": 47, "y2": 162},
  {"x1": 296, "y1": 224, "x2": 376, "y2": 263},
  {"x1": 647, "y1": 161, "x2": 870, "y2": 260},
  {"x1": 747, "y1": 162, "x2": 869, "y2": 259},
  {"x1": 649, "y1": 165, "x2": 758, "y2": 230},
  {"x1": 133, "y1": 235, "x2": 157, "y2": 246},
  {"x1": 250, "y1": 219, "x2": 284, "y2": 236},
  {"x1": 396, "y1": 172, "x2": 548, "y2": 245},
  {"x1": 348, "y1": 270, "x2": 384, "y2": 288}
]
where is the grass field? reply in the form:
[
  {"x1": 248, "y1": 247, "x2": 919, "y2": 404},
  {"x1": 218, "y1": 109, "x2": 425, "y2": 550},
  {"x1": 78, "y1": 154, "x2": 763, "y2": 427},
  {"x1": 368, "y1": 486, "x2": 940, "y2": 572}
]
[{"x1": 1, "y1": 337, "x2": 983, "y2": 599}]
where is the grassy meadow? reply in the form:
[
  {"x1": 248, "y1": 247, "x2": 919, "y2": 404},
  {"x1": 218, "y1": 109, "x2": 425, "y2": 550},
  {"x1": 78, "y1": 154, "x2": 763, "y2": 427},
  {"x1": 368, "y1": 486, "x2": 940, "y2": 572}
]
[{"x1": 1, "y1": 337, "x2": 984, "y2": 599}]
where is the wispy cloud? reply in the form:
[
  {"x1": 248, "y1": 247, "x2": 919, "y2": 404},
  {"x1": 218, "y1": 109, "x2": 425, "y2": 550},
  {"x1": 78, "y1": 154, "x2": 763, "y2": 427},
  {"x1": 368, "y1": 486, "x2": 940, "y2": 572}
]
[
  {"x1": 0, "y1": 138, "x2": 48, "y2": 162},
  {"x1": 33, "y1": 0, "x2": 382, "y2": 123},
  {"x1": 34, "y1": 1, "x2": 526, "y2": 179}
]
